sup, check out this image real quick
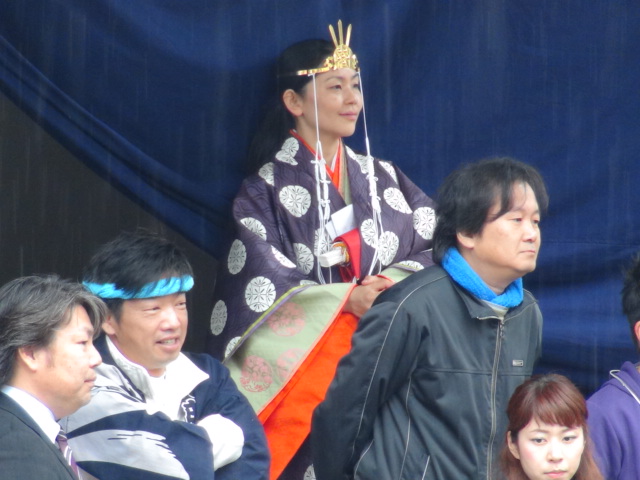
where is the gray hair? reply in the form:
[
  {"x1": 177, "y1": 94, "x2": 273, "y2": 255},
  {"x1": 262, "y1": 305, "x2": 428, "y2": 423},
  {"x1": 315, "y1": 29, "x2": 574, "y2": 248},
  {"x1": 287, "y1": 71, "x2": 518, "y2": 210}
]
[{"x1": 0, "y1": 275, "x2": 107, "y2": 385}]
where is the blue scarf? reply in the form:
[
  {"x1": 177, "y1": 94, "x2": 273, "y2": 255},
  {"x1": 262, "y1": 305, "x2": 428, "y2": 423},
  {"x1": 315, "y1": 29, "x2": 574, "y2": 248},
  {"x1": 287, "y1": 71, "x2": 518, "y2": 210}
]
[{"x1": 442, "y1": 247, "x2": 523, "y2": 308}]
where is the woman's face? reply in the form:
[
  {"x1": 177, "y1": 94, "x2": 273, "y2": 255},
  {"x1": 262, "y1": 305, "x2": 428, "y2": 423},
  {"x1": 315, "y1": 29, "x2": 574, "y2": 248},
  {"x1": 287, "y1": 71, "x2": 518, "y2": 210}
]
[
  {"x1": 286, "y1": 68, "x2": 362, "y2": 146},
  {"x1": 508, "y1": 418, "x2": 585, "y2": 480}
]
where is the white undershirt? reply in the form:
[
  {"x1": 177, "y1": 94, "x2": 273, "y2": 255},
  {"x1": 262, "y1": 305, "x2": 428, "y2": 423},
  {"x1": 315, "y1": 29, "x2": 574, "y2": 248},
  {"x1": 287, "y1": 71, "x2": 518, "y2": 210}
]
[{"x1": 104, "y1": 337, "x2": 244, "y2": 469}]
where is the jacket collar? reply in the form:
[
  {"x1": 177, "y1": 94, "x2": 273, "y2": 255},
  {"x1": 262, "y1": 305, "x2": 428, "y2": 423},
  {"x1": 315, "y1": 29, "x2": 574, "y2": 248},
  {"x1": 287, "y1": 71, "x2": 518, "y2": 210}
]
[{"x1": 442, "y1": 267, "x2": 537, "y2": 322}]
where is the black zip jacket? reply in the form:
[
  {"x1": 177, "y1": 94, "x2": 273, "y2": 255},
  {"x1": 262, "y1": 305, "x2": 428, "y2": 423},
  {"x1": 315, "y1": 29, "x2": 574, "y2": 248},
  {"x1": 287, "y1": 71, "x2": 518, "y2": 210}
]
[{"x1": 311, "y1": 265, "x2": 542, "y2": 479}]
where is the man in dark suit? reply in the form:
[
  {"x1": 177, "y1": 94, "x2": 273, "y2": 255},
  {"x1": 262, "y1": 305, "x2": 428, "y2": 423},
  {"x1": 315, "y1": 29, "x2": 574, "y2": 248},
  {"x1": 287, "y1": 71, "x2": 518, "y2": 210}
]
[{"x1": 0, "y1": 275, "x2": 106, "y2": 479}]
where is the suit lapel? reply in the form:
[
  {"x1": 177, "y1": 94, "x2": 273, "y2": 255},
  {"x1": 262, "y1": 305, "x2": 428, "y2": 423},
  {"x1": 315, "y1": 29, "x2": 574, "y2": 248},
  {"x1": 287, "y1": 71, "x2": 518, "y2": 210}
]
[{"x1": 0, "y1": 392, "x2": 77, "y2": 479}]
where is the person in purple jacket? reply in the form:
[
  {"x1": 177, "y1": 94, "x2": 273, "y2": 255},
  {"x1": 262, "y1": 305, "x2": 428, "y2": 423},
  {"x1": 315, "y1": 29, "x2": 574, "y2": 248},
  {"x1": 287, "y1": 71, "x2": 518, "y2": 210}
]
[{"x1": 587, "y1": 252, "x2": 640, "y2": 480}]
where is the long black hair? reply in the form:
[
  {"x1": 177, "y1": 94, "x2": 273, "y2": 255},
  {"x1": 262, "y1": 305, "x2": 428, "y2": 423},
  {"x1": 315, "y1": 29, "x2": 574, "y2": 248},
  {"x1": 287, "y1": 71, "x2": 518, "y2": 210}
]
[{"x1": 246, "y1": 39, "x2": 334, "y2": 173}]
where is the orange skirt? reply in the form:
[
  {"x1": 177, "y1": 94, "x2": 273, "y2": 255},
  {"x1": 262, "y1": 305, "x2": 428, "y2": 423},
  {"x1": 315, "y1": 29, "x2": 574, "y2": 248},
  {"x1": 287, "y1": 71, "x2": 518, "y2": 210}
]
[{"x1": 259, "y1": 311, "x2": 358, "y2": 479}]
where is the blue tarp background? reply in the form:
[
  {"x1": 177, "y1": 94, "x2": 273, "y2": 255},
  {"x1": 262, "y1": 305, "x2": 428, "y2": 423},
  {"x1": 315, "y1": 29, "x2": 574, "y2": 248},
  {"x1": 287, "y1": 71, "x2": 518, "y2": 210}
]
[{"x1": 1, "y1": 0, "x2": 639, "y2": 393}]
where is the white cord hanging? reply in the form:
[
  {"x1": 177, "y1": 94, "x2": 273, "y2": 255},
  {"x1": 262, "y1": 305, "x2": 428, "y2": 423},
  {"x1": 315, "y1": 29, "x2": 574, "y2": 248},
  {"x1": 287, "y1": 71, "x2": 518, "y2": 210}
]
[
  {"x1": 358, "y1": 71, "x2": 384, "y2": 275},
  {"x1": 308, "y1": 70, "x2": 384, "y2": 282},
  {"x1": 309, "y1": 74, "x2": 333, "y2": 284}
]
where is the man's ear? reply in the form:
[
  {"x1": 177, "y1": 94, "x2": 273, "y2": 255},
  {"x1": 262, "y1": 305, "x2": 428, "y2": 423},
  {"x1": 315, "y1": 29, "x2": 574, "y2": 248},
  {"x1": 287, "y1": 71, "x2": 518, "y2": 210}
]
[
  {"x1": 507, "y1": 432, "x2": 521, "y2": 460},
  {"x1": 16, "y1": 345, "x2": 41, "y2": 372},
  {"x1": 102, "y1": 313, "x2": 118, "y2": 336},
  {"x1": 634, "y1": 320, "x2": 640, "y2": 346},
  {"x1": 456, "y1": 231, "x2": 476, "y2": 250},
  {"x1": 282, "y1": 89, "x2": 303, "y2": 117}
]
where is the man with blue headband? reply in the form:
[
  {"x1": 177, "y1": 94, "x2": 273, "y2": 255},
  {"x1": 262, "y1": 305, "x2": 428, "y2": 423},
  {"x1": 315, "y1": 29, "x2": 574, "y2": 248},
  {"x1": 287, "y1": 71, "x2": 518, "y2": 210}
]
[{"x1": 60, "y1": 230, "x2": 269, "y2": 480}]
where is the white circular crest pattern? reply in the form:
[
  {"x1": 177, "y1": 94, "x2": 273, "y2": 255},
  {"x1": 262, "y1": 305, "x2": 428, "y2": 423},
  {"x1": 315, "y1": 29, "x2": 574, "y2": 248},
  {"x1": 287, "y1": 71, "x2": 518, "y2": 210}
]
[
  {"x1": 240, "y1": 217, "x2": 267, "y2": 240},
  {"x1": 351, "y1": 150, "x2": 372, "y2": 175},
  {"x1": 271, "y1": 246, "x2": 296, "y2": 268},
  {"x1": 275, "y1": 137, "x2": 299, "y2": 165},
  {"x1": 413, "y1": 206, "x2": 436, "y2": 240},
  {"x1": 227, "y1": 239, "x2": 246, "y2": 274},
  {"x1": 303, "y1": 465, "x2": 316, "y2": 480},
  {"x1": 258, "y1": 162, "x2": 275, "y2": 186},
  {"x1": 279, "y1": 185, "x2": 311, "y2": 218},
  {"x1": 225, "y1": 336, "x2": 241, "y2": 359},
  {"x1": 360, "y1": 218, "x2": 378, "y2": 247},
  {"x1": 209, "y1": 300, "x2": 227, "y2": 335},
  {"x1": 384, "y1": 187, "x2": 412, "y2": 214},
  {"x1": 397, "y1": 260, "x2": 425, "y2": 271},
  {"x1": 245, "y1": 276, "x2": 276, "y2": 312},
  {"x1": 379, "y1": 161, "x2": 398, "y2": 183},
  {"x1": 378, "y1": 231, "x2": 400, "y2": 266},
  {"x1": 294, "y1": 243, "x2": 314, "y2": 274},
  {"x1": 314, "y1": 228, "x2": 333, "y2": 255},
  {"x1": 345, "y1": 145, "x2": 358, "y2": 162}
]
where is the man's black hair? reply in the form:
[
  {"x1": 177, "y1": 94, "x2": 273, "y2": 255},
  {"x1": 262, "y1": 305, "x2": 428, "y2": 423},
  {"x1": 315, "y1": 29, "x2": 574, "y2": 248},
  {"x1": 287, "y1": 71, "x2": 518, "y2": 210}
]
[
  {"x1": 83, "y1": 230, "x2": 192, "y2": 320},
  {"x1": 432, "y1": 157, "x2": 549, "y2": 264}
]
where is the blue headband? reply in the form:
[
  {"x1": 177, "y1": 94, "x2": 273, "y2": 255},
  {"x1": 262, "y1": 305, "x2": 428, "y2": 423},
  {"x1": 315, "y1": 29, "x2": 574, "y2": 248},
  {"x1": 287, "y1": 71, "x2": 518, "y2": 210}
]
[{"x1": 83, "y1": 275, "x2": 194, "y2": 300}]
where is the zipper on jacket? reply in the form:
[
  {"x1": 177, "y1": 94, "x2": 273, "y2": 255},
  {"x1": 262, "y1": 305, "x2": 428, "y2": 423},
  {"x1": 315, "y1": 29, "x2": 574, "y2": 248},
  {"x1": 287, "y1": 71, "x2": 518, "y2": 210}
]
[{"x1": 486, "y1": 318, "x2": 504, "y2": 480}]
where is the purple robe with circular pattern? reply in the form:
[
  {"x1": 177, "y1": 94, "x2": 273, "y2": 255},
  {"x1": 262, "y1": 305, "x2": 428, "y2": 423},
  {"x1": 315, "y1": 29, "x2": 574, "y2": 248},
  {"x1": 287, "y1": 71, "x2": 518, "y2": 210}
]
[{"x1": 206, "y1": 134, "x2": 436, "y2": 361}]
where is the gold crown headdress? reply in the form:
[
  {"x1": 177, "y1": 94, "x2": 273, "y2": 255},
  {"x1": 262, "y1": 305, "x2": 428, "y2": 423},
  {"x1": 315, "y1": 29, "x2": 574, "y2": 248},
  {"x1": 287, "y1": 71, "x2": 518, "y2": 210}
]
[{"x1": 296, "y1": 20, "x2": 359, "y2": 76}]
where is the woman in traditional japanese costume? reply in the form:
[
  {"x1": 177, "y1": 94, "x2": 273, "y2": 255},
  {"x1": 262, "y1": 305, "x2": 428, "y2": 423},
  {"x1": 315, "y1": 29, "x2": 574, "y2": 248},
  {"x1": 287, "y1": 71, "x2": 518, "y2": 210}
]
[{"x1": 206, "y1": 21, "x2": 436, "y2": 479}]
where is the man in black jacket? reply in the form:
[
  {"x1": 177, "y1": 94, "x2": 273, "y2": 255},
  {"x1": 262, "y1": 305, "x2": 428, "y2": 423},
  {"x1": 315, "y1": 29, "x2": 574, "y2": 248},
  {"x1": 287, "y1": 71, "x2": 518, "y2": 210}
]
[
  {"x1": 312, "y1": 157, "x2": 549, "y2": 479},
  {"x1": 0, "y1": 275, "x2": 106, "y2": 479}
]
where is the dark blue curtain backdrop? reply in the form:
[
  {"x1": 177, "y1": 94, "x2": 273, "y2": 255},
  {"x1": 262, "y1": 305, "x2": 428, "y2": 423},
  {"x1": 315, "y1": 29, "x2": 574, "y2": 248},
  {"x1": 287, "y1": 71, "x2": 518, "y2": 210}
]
[{"x1": 1, "y1": 1, "x2": 639, "y2": 392}]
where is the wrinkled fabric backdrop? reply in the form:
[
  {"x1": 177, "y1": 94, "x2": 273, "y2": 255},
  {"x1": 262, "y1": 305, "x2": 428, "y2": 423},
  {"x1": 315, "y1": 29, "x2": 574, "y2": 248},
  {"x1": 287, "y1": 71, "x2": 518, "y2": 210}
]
[{"x1": 1, "y1": 0, "x2": 638, "y2": 393}]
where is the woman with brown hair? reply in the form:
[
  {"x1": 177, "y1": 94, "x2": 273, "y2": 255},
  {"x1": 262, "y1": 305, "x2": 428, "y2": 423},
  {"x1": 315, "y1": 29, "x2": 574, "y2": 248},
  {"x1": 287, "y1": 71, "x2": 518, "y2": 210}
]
[{"x1": 500, "y1": 374, "x2": 603, "y2": 480}]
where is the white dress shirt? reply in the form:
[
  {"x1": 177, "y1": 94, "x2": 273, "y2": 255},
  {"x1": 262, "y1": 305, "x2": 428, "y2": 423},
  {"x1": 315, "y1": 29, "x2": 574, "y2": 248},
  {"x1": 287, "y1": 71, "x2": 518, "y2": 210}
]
[{"x1": 1, "y1": 384, "x2": 62, "y2": 442}]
